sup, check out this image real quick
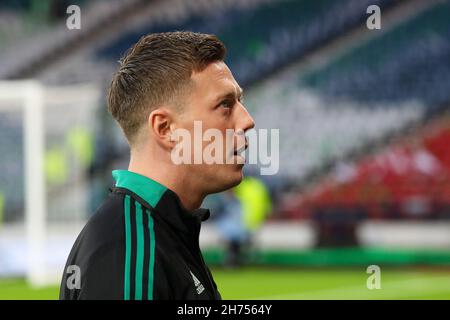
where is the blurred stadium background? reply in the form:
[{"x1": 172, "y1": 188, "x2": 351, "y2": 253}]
[{"x1": 1, "y1": 0, "x2": 450, "y2": 299}]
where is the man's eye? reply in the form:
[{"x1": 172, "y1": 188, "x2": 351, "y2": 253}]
[{"x1": 219, "y1": 100, "x2": 233, "y2": 108}]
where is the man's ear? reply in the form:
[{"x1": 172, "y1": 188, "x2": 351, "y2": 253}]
[{"x1": 148, "y1": 107, "x2": 175, "y2": 150}]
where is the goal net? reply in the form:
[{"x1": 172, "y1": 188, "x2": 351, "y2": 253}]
[{"x1": 0, "y1": 80, "x2": 101, "y2": 287}]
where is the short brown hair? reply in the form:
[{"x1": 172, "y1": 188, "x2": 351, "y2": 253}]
[{"x1": 107, "y1": 31, "x2": 227, "y2": 145}]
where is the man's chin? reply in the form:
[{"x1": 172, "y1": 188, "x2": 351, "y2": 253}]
[
  {"x1": 211, "y1": 167, "x2": 244, "y2": 193},
  {"x1": 228, "y1": 171, "x2": 244, "y2": 188}
]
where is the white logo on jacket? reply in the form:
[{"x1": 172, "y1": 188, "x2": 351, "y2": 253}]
[{"x1": 190, "y1": 271, "x2": 205, "y2": 294}]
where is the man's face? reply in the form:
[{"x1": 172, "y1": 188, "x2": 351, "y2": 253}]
[{"x1": 173, "y1": 61, "x2": 255, "y2": 194}]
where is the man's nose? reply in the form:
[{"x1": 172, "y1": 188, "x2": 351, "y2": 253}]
[{"x1": 237, "y1": 103, "x2": 255, "y2": 132}]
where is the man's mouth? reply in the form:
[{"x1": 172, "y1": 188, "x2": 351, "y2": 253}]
[{"x1": 232, "y1": 142, "x2": 248, "y2": 160}]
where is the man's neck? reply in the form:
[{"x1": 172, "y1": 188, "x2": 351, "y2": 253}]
[{"x1": 128, "y1": 155, "x2": 204, "y2": 211}]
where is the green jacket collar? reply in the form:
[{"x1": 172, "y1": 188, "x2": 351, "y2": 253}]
[{"x1": 112, "y1": 170, "x2": 167, "y2": 208}]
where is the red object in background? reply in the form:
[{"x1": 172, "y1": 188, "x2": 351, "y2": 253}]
[
  {"x1": 423, "y1": 125, "x2": 450, "y2": 172},
  {"x1": 283, "y1": 118, "x2": 450, "y2": 220}
]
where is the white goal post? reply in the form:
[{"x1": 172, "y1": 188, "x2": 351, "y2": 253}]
[{"x1": 0, "y1": 80, "x2": 101, "y2": 286}]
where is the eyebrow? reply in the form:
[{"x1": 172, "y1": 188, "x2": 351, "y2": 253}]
[{"x1": 214, "y1": 87, "x2": 244, "y2": 103}]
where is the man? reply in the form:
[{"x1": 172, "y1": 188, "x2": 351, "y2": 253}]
[{"x1": 60, "y1": 31, "x2": 255, "y2": 300}]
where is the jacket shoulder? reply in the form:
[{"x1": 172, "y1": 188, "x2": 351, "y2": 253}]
[{"x1": 60, "y1": 192, "x2": 126, "y2": 300}]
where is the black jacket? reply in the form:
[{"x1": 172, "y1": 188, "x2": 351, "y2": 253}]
[{"x1": 59, "y1": 170, "x2": 221, "y2": 300}]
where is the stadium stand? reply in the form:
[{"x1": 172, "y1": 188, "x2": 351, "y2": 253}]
[
  {"x1": 0, "y1": 0, "x2": 146, "y2": 79},
  {"x1": 280, "y1": 115, "x2": 450, "y2": 222},
  {"x1": 2, "y1": 0, "x2": 450, "y2": 285},
  {"x1": 96, "y1": 0, "x2": 397, "y2": 86},
  {"x1": 247, "y1": 0, "x2": 450, "y2": 181},
  {"x1": 268, "y1": 2, "x2": 450, "y2": 240},
  {"x1": 301, "y1": 2, "x2": 450, "y2": 109},
  {"x1": 1, "y1": 0, "x2": 449, "y2": 225}
]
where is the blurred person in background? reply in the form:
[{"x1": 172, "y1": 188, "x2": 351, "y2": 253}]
[{"x1": 216, "y1": 176, "x2": 272, "y2": 267}]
